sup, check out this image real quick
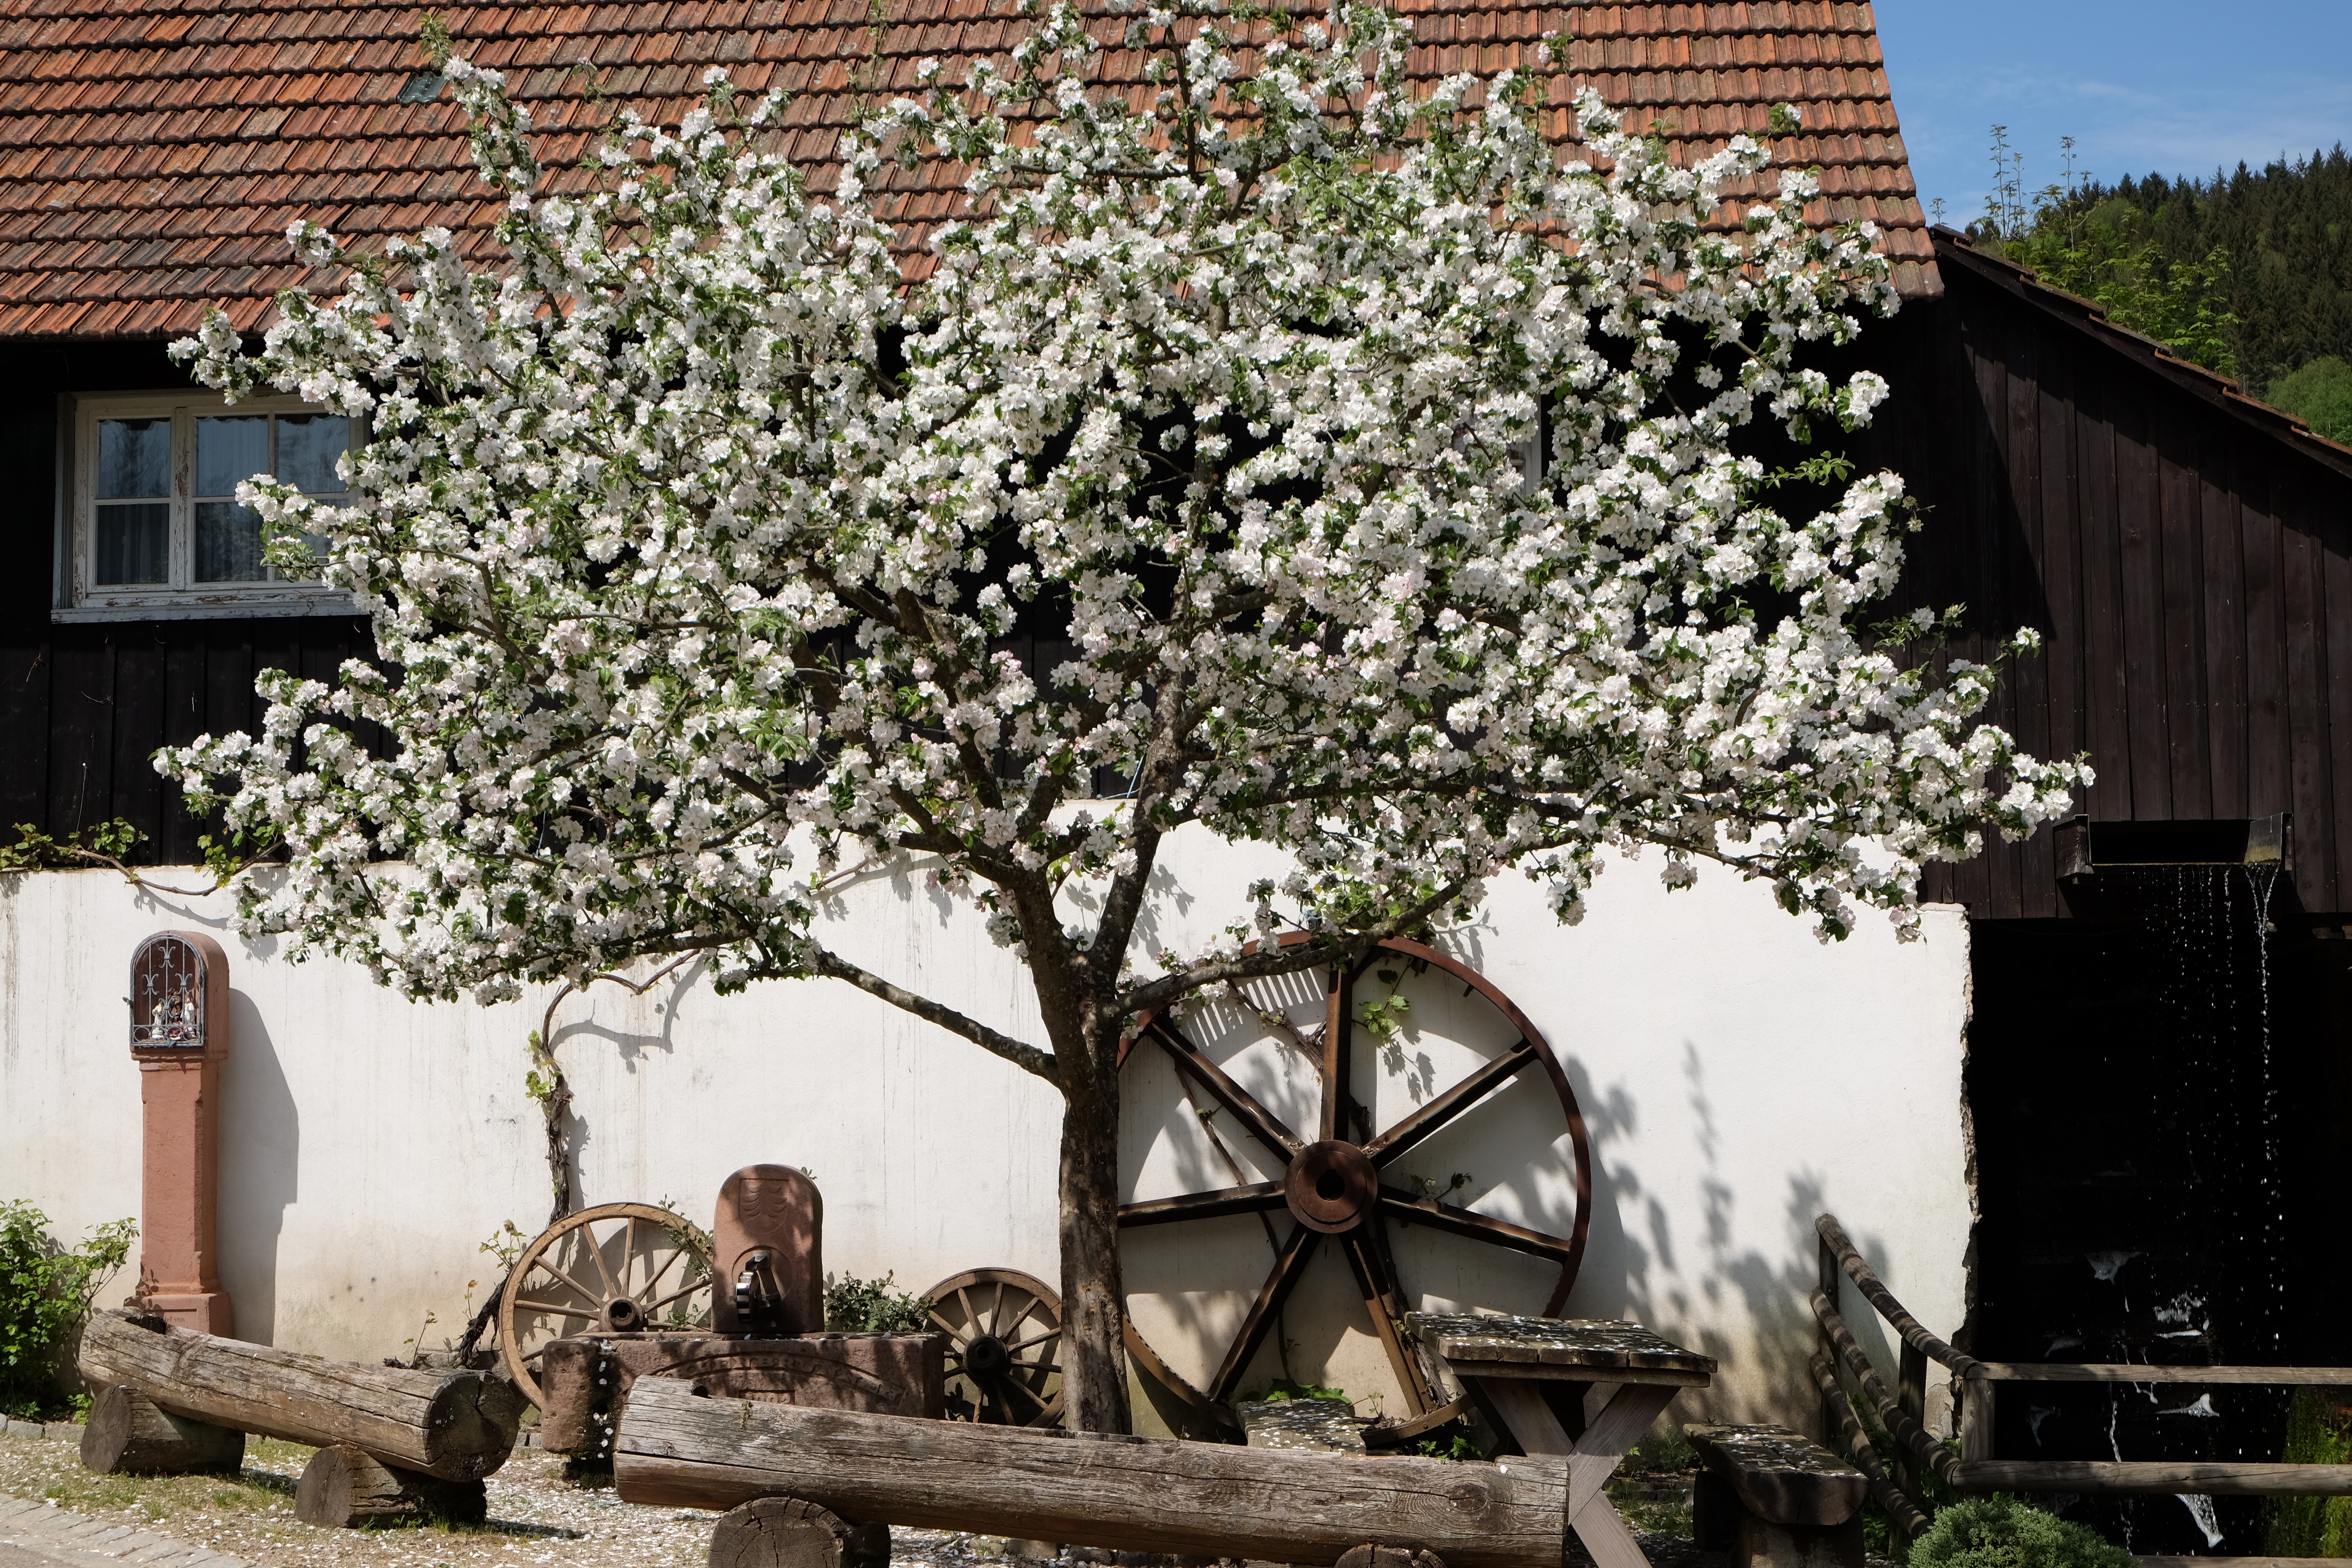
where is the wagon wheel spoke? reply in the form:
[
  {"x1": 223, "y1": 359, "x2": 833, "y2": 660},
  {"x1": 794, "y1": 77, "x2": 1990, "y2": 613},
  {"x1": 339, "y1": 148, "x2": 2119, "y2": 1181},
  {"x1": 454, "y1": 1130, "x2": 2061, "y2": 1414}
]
[
  {"x1": 640, "y1": 1279, "x2": 707, "y2": 1318},
  {"x1": 583, "y1": 1224, "x2": 623, "y2": 1302},
  {"x1": 987, "y1": 1281, "x2": 1007, "y2": 1336},
  {"x1": 1148, "y1": 1019, "x2": 1303, "y2": 1163},
  {"x1": 1000, "y1": 1375, "x2": 1048, "y2": 1412},
  {"x1": 1004, "y1": 1329, "x2": 1060, "y2": 1354},
  {"x1": 1119, "y1": 1181, "x2": 1288, "y2": 1227},
  {"x1": 1208, "y1": 1223, "x2": 1322, "y2": 1404},
  {"x1": 1341, "y1": 1222, "x2": 1434, "y2": 1417},
  {"x1": 1377, "y1": 1188, "x2": 1576, "y2": 1260},
  {"x1": 1317, "y1": 955, "x2": 1376, "y2": 1142},
  {"x1": 637, "y1": 1238, "x2": 688, "y2": 1301},
  {"x1": 512, "y1": 1298, "x2": 597, "y2": 1320},
  {"x1": 929, "y1": 1309, "x2": 962, "y2": 1336},
  {"x1": 1362, "y1": 1039, "x2": 1541, "y2": 1167},
  {"x1": 533, "y1": 1260, "x2": 603, "y2": 1310}
]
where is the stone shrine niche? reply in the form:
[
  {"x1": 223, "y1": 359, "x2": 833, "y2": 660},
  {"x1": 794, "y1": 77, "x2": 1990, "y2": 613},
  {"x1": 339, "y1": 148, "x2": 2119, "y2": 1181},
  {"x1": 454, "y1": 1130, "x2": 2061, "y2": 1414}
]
[
  {"x1": 126, "y1": 930, "x2": 233, "y2": 1336},
  {"x1": 130, "y1": 933, "x2": 211, "y2": 1048}
]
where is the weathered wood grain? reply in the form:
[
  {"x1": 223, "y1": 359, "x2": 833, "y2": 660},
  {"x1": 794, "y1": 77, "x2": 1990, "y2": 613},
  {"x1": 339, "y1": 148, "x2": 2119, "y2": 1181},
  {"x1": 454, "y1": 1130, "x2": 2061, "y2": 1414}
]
[
  {"x1": 1403, "y1": 1314, "x2": 1713, "y2": 1381},
  {"x1": 708, "y1": 1497, "x2": 892, "y2": 1568},
  {"x1": 613, "y1": 1377, "x2": 1570, "y2": 1568},
  {"x1": 1951, "y1": 1461, "x2": 2352, "y2": 1496},
  {"x1": 1685, "y1": 1424, "x2": 1865, "y2": 1527},
  {"x1": 294, "y1": 1444, "x2": 488, "y2": 1527},
  {"x1": 79, "y1": 1310, "x2": 523, "y2": 1482},
  {"x1": 78, "y1": 1384, "x2": 243, "y2": 1476}
]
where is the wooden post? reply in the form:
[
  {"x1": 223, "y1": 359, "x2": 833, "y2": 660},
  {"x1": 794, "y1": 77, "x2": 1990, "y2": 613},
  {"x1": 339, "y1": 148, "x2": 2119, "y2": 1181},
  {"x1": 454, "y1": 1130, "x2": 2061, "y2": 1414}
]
[
  {"x1": 1895, "y1": 1340, "x2": 1927, "y2": 1501},
  {"x1": 1960, "y1": 1374, "x2": 1995, "y2": 1463},
  {"x1": 294, "y1": 1445, "x2": 489, "y2": 1528},
  {"x1": 78, "y1": 1385, "x2": 243, "y2": 1475},
  {"x1": 1817, "y1": 1234, "x2": 1841, "y2": 1448},
  {"x1": 708, "y1": 1497, "x2": 890, "y2": 1568}
]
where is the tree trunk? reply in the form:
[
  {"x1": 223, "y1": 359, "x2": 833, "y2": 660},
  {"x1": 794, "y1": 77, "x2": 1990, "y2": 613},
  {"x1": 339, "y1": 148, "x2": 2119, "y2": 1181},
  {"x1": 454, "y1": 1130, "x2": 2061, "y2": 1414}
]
[{"x1": 1058, "y1": 1032, "x2": 1132, "y2": 1435}]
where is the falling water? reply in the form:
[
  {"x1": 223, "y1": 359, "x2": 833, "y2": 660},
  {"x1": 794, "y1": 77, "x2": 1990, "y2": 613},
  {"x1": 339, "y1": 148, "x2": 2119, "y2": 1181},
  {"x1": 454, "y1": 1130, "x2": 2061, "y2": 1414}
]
[
  {"x1": 2244, "y1": 861, "x2": 2281, "y2": 1354},
  {"x1": 2069, "y1": 861, "x2": 2286, "y2": 1555}
]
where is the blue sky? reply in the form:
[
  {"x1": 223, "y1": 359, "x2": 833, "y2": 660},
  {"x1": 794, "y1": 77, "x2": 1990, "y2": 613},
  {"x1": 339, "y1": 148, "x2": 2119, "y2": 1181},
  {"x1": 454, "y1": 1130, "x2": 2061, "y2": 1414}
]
[{"x1": 1874, "y1": 1, "x2": 2352, "y2": 227}]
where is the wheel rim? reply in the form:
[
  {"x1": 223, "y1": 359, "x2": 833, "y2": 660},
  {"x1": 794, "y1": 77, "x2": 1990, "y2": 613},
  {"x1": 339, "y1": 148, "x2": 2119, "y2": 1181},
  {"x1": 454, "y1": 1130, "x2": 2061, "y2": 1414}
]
[
  {"x1": 1116, "y1": 934, "x2": 1591, "y2": 1428},
  {"x1": 920, "y1": 1268, "x2": 1064, "y2": 1428},
  {"x1": 498, "y1": 1202, "x2": 715, "y2": 1408}
]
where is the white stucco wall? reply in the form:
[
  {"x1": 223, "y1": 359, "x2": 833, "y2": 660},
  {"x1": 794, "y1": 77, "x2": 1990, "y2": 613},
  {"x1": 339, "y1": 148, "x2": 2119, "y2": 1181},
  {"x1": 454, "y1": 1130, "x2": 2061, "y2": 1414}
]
[{"x1": 0, "y1": 833, "x2": 1968, "y2": 1432}]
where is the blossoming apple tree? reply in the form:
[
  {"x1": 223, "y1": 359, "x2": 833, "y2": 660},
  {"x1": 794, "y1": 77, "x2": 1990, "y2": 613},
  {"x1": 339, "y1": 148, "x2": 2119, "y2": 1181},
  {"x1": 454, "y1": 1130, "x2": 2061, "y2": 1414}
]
[{"x1": 162, "y1": 0, "x2": 2086, "y2": 1432}]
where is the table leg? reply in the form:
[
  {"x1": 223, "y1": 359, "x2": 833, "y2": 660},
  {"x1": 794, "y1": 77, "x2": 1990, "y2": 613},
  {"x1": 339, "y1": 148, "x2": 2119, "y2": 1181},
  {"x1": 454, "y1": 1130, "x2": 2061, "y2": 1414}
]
[
  {"x1": 1569, "y1": 1489, "x2": 1654, "y2": 1568},
  {"x1": 1467, "y1": 1379, "x2": 1680, "y2": 1568}
]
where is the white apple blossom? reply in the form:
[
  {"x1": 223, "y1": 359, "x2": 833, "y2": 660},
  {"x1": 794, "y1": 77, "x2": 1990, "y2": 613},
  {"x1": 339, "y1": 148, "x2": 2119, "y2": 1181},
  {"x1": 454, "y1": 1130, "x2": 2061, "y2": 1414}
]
[{"x1": 162, "y1": 0, "x2": 2085, "y2": 1431}]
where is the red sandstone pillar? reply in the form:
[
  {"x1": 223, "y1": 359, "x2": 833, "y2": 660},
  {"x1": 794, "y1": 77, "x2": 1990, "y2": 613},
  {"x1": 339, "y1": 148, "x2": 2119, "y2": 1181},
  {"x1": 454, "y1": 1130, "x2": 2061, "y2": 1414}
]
[{"x1": 126, "y1": 931, "x2": 234, "y2": 1336}]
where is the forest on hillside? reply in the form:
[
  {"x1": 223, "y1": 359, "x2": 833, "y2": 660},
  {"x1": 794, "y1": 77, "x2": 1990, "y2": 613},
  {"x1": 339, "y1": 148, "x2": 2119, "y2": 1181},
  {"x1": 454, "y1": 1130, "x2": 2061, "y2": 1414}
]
[{"x1": 1969, "y1": 137, "x2": 2352, "y2": 441}]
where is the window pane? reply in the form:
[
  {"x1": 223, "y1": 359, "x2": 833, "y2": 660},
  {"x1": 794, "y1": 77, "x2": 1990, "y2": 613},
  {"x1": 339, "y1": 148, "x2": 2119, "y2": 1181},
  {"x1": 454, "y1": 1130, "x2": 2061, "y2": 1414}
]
[
  {"x1": 95, "y1": 502, "x2": 170, "y2": 584},
  {"x1": 195, "y1": 501, "x2": 267, "y2": 582},
  {"x1": 96, "y1": 418, "x2": 171, "y2": 500},
  {"x1": 276, "y1": 414, "x2": 351, "y2": 493},
  {"x1": 195, "y1": 415, "x2": 270, "y2": 498}
]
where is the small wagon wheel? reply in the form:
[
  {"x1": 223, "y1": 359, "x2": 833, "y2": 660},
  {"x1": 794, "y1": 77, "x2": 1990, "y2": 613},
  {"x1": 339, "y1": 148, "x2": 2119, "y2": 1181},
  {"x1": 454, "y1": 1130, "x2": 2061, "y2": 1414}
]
[
  {"x1": 921, "y1": 1268, "x2": 1064, "y2": 1428},
  {"x1": 499, "y1": 1201, "x2": 715, "y2": 1408},
  {"x1": 1117, "y1": 934, "x2": 1591, "y2": 1428}
]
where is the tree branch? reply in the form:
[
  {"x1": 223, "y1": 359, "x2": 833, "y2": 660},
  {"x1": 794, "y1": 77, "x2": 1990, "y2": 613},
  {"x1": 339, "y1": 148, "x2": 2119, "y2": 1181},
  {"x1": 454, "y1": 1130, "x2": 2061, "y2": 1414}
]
[{"x1": 806, "y1": 943, "x2": 1059, "y2": 1082}]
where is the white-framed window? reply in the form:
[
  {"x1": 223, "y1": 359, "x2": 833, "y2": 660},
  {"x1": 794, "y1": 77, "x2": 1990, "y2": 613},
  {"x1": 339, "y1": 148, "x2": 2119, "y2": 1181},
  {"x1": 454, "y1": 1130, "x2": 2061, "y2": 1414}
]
[{"x1": 58, "y1": 392, "x2": 359, "y2": 622}]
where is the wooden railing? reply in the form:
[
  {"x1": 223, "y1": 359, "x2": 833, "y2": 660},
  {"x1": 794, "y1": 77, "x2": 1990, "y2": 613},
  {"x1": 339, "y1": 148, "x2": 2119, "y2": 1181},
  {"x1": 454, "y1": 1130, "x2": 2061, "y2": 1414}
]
[{"x1": 1810, "y1": 1213, "x2": 2352, "y2": 1555}]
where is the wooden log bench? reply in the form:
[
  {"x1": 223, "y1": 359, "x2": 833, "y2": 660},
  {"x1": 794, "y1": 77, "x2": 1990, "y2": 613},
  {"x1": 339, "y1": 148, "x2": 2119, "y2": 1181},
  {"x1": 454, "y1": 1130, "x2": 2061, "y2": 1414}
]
[
  {"x1": 1235, "y1": 1397, "x2": 1367, "y2": 1455},
  {"x1": 537, "y1": 1331, "x2": 944, "y2": 1460},
  {"x1": 614, "y1": 1375, "x2": 1568, "y2": 1568},
  {"x1": 77, "y1": 1308, "x2": 525, "y2": 1528},
  {"x1": 1686, "y1": 1424, "x2": 1866, "y2": 1568}
]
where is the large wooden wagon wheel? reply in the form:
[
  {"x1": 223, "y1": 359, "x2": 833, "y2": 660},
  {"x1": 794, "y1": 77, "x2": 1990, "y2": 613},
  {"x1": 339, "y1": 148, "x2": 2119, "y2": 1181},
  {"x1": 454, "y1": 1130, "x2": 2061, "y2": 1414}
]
[
  {"x1": 499, "y1": 1201, "x2": 715, "y2": 1408},
  {"x1": 1117, "y1": 934, "x2": 1590, "y2": 1434},
  {"x1": 921, "y1": 1268, "x2": 1065, "y2": 1427}
]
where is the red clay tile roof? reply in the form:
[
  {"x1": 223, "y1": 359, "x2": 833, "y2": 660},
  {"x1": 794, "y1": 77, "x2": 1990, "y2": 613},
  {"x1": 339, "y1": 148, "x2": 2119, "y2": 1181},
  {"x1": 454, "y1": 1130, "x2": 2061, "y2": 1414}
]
[{"x1": 0, "y1": 0, "x2": 1937, "y2": 341}]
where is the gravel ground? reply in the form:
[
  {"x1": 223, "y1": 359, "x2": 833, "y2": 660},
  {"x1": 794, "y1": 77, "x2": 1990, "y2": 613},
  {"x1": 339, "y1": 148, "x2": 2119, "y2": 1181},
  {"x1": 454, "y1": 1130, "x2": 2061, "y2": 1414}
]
[{"x1": 2, "y1": 1427, "x2": 1802, "y2": 1568}]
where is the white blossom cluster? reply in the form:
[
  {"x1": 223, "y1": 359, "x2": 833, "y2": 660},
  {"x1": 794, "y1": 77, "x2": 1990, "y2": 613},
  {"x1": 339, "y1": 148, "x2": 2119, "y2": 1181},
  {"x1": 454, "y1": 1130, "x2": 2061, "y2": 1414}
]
[{"x1": 162, "y1": 0, "x2": 2085, "y2": 1058}]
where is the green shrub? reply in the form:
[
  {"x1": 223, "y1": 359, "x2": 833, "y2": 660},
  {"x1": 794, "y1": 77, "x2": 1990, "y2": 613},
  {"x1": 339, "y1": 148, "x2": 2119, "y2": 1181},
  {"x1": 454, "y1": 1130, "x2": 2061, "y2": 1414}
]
[
  {"x1": 822, "y1": 1272, "x2": 935, "y2": 1334},
  {"x1": 2266, "y1": 1390, "x2": 2352, "y2": 1557},
  {"x1": 1, "y1": 1201, "x2": 135, "y2": 1419},
  {"x1": 1911, "y1": 1496, "x2": 2133, "y2": 1568}
]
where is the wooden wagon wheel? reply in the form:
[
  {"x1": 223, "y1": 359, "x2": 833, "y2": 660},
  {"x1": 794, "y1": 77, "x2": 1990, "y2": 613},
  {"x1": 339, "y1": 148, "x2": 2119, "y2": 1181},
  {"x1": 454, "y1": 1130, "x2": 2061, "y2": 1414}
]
[
  {"x1": 921, "y1": 1267, "x2": 1064, "y2": 1428},
  {"x1": 499, "y1": 1201, "x2": 715, "y2": 1408},
  {"x1": 1117, "y1": 934, "x2": 1591, "y2": 1434}
]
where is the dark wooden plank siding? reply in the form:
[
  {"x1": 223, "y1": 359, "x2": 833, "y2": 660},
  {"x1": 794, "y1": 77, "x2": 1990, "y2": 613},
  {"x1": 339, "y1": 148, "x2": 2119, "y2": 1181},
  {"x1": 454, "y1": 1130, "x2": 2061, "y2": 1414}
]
[
  {"x1": 1889, "y1": 255, "x2": 2352, "y2": 919},
  {"x1": 0, "y1": 340, "x2": 368, "y2": 866}
]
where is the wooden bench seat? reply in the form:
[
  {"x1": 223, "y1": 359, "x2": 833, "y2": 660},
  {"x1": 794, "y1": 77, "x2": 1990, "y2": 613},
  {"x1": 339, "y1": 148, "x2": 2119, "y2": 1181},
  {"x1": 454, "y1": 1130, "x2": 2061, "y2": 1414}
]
[{"x1": 1687, "y1": 1423, "x2": 1866, "y2": 1568}]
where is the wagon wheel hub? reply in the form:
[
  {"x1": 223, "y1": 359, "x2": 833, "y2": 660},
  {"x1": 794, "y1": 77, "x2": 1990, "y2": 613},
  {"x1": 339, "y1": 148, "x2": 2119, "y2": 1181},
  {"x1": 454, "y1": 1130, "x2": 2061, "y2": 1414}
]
[
  {"x1": 963, "y1": 1333, "x2": 1013, "y2": 1380},
  {"x1": 604, "y1": 1298, "x2": 645, "y2": 1331},
  {"x1": 1284, "y1": 1139, "x2": 1379, "y2": 1234}
]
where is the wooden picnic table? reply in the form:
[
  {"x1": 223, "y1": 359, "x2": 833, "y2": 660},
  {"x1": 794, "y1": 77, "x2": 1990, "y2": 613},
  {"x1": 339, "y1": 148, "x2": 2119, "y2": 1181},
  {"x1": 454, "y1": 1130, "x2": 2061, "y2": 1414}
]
[{"x1": 1407, "y1": 1313, "x2": 1716, "y2": 1568}]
